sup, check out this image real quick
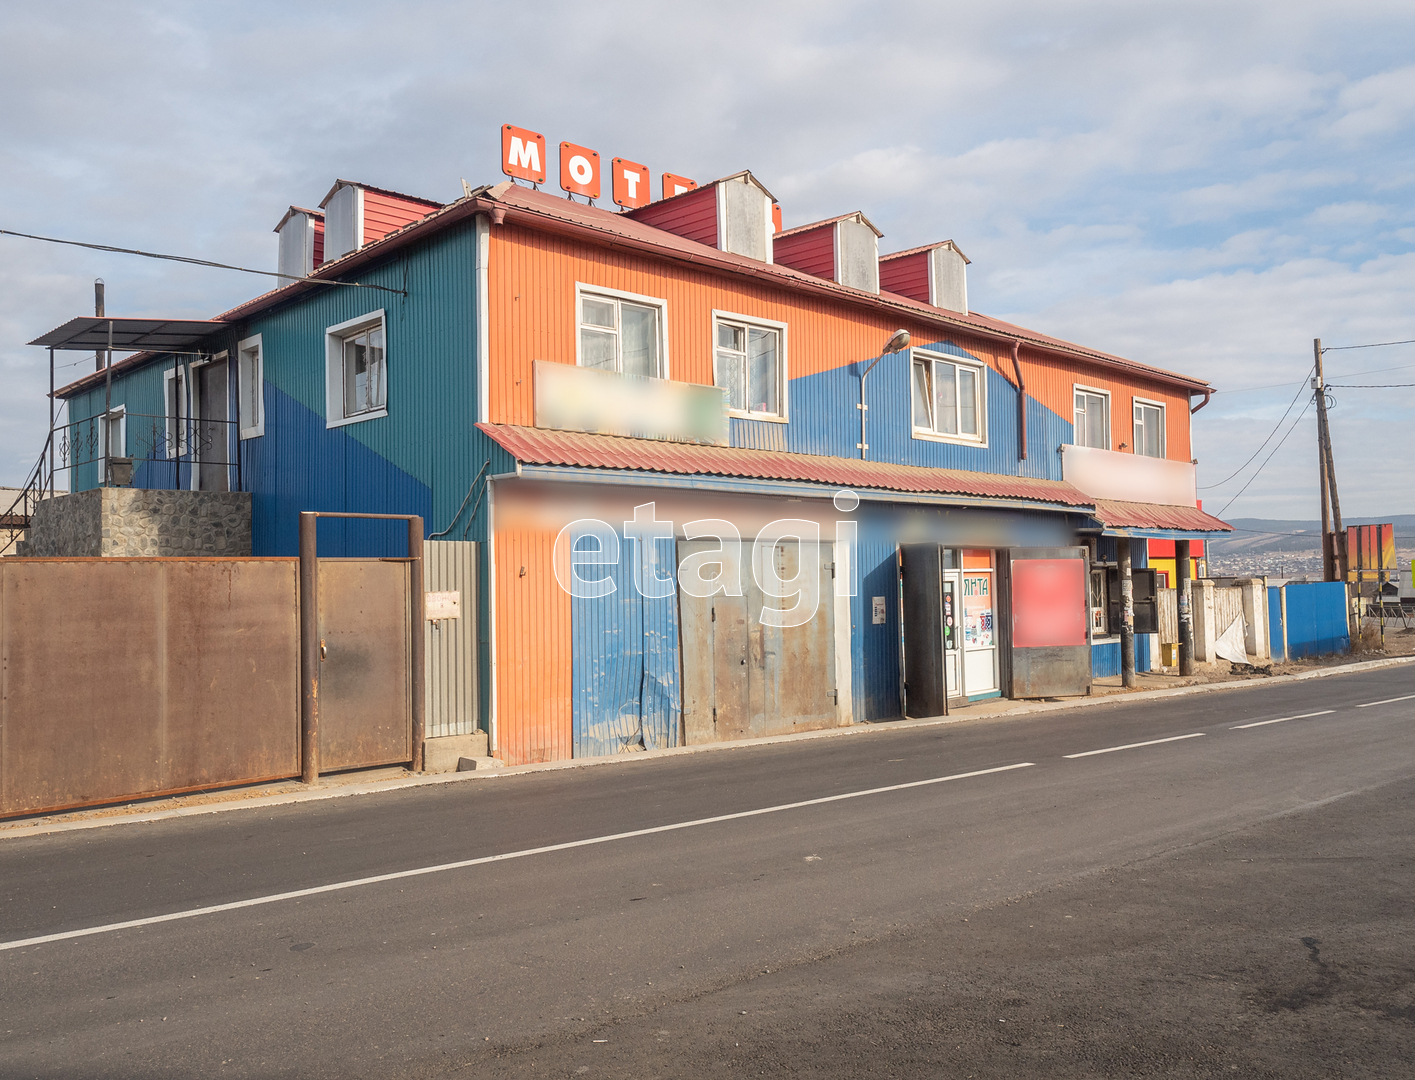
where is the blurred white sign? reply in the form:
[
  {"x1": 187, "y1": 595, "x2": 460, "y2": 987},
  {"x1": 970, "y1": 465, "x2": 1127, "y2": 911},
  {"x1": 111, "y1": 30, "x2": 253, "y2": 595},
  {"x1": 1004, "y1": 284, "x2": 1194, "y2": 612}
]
[
  {"x1": 426, "y1": 591, "x2": 460, "y2": 621},
  {"x1": 534, "y1": 360, "x2": 728, "y2": 445}
]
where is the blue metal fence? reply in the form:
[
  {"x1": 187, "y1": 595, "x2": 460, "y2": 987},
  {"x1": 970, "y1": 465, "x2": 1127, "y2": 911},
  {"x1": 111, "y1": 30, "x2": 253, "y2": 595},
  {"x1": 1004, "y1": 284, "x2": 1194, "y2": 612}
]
[{"x1": 1280, "y1": 582, "x2": 1349, "y2": 659}]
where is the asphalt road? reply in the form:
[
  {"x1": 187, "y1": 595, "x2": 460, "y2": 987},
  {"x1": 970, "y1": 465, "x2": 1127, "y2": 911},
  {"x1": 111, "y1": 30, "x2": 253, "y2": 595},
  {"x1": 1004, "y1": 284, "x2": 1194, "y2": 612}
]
[{"x1": 1, "y1": 665, "x2": 1412, "y2": 1078}]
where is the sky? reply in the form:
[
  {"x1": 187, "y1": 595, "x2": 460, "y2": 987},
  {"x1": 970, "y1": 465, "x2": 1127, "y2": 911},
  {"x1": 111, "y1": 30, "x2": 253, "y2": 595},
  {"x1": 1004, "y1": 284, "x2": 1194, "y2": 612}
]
[{"x1": 1, "y1": 0, "x2": 1412, "y2": 519}]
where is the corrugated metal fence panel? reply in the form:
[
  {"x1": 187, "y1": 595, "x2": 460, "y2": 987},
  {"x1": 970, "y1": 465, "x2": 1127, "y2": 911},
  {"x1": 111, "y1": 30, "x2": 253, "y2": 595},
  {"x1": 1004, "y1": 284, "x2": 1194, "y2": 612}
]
[
  {"x1": 854, "y1": 532, "x2": 902, "y2": 721},
  {"x1": 571, "y1": 529, "x2": 681, "y2": 757},
  {"x1": 1283, "y1": 582, "x2": 1350, "y2": 659},
  {"x1": 425, "y1": 540, "x2": 479, "y2": 738},
  {"x1": 1213, "y1": 586, "x2": 1244, "y2": 637},
  {"x1": 1267, "y1": 586, "x2": 1284, "y2": 659},
  {"x1": 495, "y1": 525, "x2": 572, "y2": 764}
]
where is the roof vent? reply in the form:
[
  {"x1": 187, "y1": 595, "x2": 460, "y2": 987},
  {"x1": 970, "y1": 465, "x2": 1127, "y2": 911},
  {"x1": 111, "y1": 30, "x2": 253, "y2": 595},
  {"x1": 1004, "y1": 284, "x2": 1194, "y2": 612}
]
[
  {"x1": 773, "y1": 212, "x2": 882, "y2": 293},
  {"x1": 274, "y1": 207, "x2": 325, "y2": 282},
  {"x1": 879, "y1": 241, "x2": 970, "y2": 314},
  {"x1": 318, "y1": 180, "x2": 443, "y2": 262},
  {"x1": 627, "y1": 171, "x2": 776, "y2": 262}
]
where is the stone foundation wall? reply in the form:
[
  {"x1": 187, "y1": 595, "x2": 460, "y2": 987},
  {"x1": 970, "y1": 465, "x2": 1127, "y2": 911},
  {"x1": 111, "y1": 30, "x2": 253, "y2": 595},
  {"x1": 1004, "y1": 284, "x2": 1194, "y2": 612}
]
[{"x1": 23, "y1": 489, "x2": 252, "y2": 557}]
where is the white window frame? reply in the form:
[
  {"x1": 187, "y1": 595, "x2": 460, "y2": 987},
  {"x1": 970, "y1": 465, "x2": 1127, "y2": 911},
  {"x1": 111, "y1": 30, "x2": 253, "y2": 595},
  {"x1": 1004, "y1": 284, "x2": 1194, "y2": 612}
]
[
  {"x1": 574, "y1": 283, "x2": 669, "y2": 379},
  {"x1": 1132, "y1": 396, "x2": 1166, "y2": 458},
  {"x1": 163, "y1": 365, "x2": 188, "y2": 457},
  {"x1": 711, "y1": 309, "x2": 789, "y2": 422},
  {"x1": 100, "y1": 404, "x2": 127, "y2": 459},
  {"x1": 910, "y1": 348, "x2": 988, "y2": 446},
  {"x1": 1072, "y1": 384, "x2": 1111, "y2": 450},
  {"x1": 325, "y1": 310, "x2": 388, "y2": 429},
  {"x1": 237, "y1": 333, "x2": 264, "y2": 439}
]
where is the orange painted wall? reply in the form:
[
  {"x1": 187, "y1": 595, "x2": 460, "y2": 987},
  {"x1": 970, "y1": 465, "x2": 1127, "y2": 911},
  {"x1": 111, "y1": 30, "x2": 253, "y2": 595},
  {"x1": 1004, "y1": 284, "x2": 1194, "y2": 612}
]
[
  {"x1": 486, "y1": 223, "x2": 1195, "y2": 463},
  {"x1": 493, "y1": 525, "x2": 572, "y2": 765}
]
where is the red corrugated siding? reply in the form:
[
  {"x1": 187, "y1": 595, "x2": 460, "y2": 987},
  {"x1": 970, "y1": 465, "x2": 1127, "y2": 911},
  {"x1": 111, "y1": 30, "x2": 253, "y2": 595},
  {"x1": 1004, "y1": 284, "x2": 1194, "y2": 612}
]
[
  {"x1": 363, "y1": 190, "x2": 440, "y2": 244},
  {"x1": 879, "y1": 251, "x2": 929, "y2": 303},
  {"x1": 478, "y1": 423, "x2": 1094, "y2": 507},
  {"x1": 494, "y1": 524, "x2": 572, "y2": 764},
  {"x1": 773, "y1": 224, "x2": 836, "y2": 280},
  {"x1": 312, "y1": 218, "x2": 325, "y2": 268},
  {"x1": 626, "y1": 185, "x2": 718, "y2": 248}
]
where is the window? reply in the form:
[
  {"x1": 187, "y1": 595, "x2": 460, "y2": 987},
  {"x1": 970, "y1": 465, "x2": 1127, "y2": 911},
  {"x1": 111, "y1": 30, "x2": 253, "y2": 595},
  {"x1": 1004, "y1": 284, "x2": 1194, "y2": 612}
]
[
  {"x1": 163, "y1": 366, "x2": 187, "y2": 457},
  {"x1": 912, "y1": 350, "x2": 985, "y2": 441},
  {"x1": 713, "y1": 311, "x2": 787, "y2": 418},
  {"x1": 577, "y1": 286, "x2": 665, "y2": 378},
  {"x1": 1089, "y1": 565, "x2": 1109, "y2": 635},
  {"x1": 100, "y1": 405, "x2": 126, "y2": 458},
  {"x1": 325, "y1": 311, "x2": 387, "y2": 428},
  {"x1": 1133, "y1": 398, "x2": 1165, "y2": 458},
  {"x1": 1073, "y1": 387, "x2": 1110, "y2": 449},
  {"x1": 237, "y1": 334, "x2": 264, "y2": 439}
]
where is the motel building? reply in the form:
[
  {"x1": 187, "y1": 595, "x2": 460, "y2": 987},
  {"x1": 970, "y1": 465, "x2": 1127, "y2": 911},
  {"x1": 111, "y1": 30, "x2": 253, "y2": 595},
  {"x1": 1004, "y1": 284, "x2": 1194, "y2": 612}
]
[{"x1": 38, "y1": 134, "x2": 1230, "y2": 767}]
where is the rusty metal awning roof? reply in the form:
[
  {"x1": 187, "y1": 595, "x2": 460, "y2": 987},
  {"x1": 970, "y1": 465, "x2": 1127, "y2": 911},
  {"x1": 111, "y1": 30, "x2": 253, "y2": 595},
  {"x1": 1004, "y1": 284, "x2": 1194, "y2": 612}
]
[
  {"x1": 29, "y1": 317, "x2": 227, "y2": 352},
  {"x1": 479, "y1": 424, "x2": 1096, "y2": 508},
  {"x1": 1090, "y1": 498, "x2": 1232, "y2": 536}
]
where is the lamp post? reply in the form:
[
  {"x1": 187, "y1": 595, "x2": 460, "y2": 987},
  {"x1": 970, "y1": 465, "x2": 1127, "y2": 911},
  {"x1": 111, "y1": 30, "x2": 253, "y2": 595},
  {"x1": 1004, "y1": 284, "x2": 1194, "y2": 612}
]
[{"x1": 858, "y1": 329, "x2": 911, "y2": 460}]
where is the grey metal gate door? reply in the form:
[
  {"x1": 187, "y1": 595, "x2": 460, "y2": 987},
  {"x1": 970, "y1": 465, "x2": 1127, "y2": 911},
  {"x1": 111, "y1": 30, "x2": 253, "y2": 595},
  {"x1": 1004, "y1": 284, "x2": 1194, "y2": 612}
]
[
  {"x1": 900, "y1": 543, "x2": 950, "y2": 718},
  {"x1": 678, "y1": 540, "x2": 836, "y2": 743},
  {"x1": 317, "y1": 558, "x2": 413, "y2": 770}
]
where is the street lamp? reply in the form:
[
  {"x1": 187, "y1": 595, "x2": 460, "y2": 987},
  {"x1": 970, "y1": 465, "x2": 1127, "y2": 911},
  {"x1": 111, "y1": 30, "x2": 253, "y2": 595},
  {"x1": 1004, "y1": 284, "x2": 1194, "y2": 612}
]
[{"x1": 858, "y1": 329, "x2": 911, "y2": 460}]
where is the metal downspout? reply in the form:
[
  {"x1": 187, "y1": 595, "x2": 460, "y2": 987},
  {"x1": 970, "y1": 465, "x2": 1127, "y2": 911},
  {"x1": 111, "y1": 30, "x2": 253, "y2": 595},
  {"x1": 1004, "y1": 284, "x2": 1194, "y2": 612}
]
[{"x1": 1010, "y1": 340, "x2": 1027, "y2": 460}]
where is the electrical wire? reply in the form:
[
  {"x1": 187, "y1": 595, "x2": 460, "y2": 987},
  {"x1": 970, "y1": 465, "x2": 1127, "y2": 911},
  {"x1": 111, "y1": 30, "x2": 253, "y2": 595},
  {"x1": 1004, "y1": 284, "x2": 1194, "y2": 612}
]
[
  {"x1": 1198, "y1": 367, "x2": 1312, "y2": 489},
  {"x1": 1322, "y1": 338, "x2": 1415, "y2": 351},
  {"x1": 1216, "y1": 400, "x2": 1313, "y2": 519},
  {"x1": 1325, "y1": 382, "x2": 1415, "y2": 389},
  {"x1": 0, "y1": 228, "x2": 407, "y2": 295}
]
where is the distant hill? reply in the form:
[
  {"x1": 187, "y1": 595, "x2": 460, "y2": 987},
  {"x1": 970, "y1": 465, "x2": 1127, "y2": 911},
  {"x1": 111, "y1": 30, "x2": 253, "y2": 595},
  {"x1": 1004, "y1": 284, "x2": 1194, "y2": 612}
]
[{"x1": 1213, "y1": 515, "x2": 1415, "y2": 554}]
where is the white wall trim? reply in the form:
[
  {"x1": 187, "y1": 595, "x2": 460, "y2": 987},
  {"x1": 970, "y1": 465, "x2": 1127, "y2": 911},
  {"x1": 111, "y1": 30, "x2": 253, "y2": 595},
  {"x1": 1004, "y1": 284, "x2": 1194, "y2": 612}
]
[
  {"x1": 325, "y1": 310, "x2": 387, "y2": 429},
  {"x1": 237, "y1": 333, "x2": 264, "y2": 439}
]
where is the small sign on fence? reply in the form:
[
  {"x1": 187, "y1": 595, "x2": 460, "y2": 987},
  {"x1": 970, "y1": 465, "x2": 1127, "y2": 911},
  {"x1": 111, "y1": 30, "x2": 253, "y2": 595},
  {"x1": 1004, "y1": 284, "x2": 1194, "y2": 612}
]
[{"x1": 425, "y1": 591, "x2": 461, "y2": 621}]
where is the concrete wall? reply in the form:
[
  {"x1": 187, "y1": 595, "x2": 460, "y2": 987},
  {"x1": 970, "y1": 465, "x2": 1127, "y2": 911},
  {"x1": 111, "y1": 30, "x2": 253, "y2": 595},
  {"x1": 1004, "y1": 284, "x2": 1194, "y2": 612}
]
[{"x1": 21, "y1": 488, "x2": 252, "y2": 557}]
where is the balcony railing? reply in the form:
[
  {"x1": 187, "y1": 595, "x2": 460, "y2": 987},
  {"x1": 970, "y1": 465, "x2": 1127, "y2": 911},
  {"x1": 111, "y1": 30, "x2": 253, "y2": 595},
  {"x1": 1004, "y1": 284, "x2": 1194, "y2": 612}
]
[{"x1": 56, "y1": 412, "x2": 242, "y2": 492}]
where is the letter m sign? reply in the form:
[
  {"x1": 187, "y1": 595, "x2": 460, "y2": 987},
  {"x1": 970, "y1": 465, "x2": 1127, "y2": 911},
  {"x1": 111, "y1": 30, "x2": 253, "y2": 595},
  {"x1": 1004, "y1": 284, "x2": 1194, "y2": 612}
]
[{"x1": 501, "y1": 124, "x2": 547, "y2": 184}]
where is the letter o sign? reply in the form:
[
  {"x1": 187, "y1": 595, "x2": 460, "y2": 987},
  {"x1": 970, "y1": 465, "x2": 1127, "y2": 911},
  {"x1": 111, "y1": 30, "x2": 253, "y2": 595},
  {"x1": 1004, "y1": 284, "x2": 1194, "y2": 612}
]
[{"x1": 559, "y1": 142, "x2": 600, "y2": 199}]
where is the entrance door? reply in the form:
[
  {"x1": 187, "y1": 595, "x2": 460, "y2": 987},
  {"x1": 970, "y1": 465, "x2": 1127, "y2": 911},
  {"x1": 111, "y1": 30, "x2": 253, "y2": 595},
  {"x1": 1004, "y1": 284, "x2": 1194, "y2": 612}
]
[
  {"x1": 678, "y1": 540, "x2": 837, "y2": 743},
  {"x1": 196, "y1": 360, "x2": 229, "y2": 492},
  {"x1": 960, "y1": 554, "x2": 999, "y2": 698}
]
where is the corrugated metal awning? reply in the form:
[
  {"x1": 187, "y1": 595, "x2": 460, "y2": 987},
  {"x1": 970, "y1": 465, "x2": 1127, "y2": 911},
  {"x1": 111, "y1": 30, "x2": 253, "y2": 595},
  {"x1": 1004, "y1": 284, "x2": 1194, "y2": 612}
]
[
  {"x1": 29, "y1": 317, "x2": 227, "y2": 352},
  {"x1": 478, "y1": 423, "x2": 1095, "y2": 508},
  {"x1": 1089, "y1": 498, "x2": 1232, "y2": 537}
]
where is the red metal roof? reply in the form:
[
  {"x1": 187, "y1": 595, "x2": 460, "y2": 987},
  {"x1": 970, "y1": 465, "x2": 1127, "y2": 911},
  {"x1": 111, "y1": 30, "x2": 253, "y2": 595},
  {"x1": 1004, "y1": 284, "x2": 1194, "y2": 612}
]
[
  {"x1": 776, "y1": 211, "x2": 883, "y2": 240},
  {"x1": 479, "y1": 423, "x2": 1094, "y2": 507},
  {"x1": 1091, "y1": 499, "x2": 1232, "y2": 534},
  {"x1": 880, "y1": 239, "x2": 971, "y2": 265}
]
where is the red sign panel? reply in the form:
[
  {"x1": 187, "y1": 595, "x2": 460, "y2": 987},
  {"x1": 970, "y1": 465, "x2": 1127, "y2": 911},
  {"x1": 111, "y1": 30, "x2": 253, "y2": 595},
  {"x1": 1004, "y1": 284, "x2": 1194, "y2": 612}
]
[
  {"x1": 560, "y1": 142, "x2": 601, "y2": 199},
  {"x1": 1011, "y1": 558, "x2": 1087, "y2": 648},
  {"x1": 612, "y1": 158, "x2": 650, "y2": 209},
  {"x1": 501, "y1": 124, "x2": 547, "y2": 184},
  {"x1": 662, "y1": 172, "x2": 697, "y2": 200}
]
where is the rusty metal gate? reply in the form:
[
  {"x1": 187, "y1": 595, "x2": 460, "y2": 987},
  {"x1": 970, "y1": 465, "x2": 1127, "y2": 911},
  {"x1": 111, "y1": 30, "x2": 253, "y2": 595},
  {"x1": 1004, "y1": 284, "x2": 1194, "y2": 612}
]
[
  {"x1": 678, "y1": 539, "x2": 839, "y2": 743},
  {"x1": 299, "y1": 512, "x2": 425, "y2": 780}
]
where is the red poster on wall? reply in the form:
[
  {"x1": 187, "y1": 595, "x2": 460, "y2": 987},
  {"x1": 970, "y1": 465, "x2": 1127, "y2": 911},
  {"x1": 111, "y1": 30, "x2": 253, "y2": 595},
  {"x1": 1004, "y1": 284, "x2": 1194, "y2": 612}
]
[{"x1": 1011, "y1": 558, "x2": 1087, "y2": 648}]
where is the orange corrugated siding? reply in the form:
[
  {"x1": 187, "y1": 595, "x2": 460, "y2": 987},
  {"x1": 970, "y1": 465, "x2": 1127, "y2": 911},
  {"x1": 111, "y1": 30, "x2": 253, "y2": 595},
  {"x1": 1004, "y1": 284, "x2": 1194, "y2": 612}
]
[
  {"x1": 494, "y1": 525, "x2": 571, "y2": 765},
  {"x1": 486, "y1": 222, "x2": 1027, "y2": 427},
  {"x1": 1019, "y1": 347, "x2": 1193, "y2": 462}
]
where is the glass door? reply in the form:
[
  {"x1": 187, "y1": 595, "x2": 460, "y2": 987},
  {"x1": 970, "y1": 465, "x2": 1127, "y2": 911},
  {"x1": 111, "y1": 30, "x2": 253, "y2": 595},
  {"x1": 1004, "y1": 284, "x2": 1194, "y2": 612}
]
[{"x1": 961, "y1": 549, "x2": 999, "y2": 698}]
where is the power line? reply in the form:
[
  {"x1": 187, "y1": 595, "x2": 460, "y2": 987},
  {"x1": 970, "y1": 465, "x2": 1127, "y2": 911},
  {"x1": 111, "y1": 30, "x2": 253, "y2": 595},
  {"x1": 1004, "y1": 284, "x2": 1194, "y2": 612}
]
[
  {"x1": 1322, "y1": 338, "x2": 1415, "y2": 351},
  {"x1": 1198, "y1": 367, "x2": 1312, "y2": 489},
  {"x1": 0, "y1": 228, "x2": 406, "y2": 296},
  {"x1": 1216, "y1": 400, "x2": 1313, "y2": 519},
  {"x1": 1325, "y1": 382, "x2": 1415, "y2": 388}
]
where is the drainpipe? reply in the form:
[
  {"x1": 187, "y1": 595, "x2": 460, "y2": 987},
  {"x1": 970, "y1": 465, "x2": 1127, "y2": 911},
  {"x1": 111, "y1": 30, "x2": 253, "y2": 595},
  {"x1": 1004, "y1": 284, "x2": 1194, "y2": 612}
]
[
  {"x1": 1190, "y1": 388, "x2": 1211, "y2": 413},
  {"x1": 1010, "y1": 340, "x2": 1027, "y2": 460}
]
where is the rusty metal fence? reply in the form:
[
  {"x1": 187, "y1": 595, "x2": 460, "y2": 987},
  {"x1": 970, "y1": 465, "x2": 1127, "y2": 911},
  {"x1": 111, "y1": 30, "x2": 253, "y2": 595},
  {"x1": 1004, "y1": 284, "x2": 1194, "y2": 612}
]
[{"x1": 0, "y1": 558, "x2": 301, "y2": 818}]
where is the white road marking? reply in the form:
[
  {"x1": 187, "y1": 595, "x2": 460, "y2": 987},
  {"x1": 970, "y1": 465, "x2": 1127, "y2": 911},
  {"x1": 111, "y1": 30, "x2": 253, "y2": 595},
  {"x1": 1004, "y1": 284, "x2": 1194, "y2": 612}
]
[
  {"x1": 1063, "y1": 733, "x2": 1205, "y2": 759},
  {"x1": 1355, "y1": 693, "x2": 1415, "y2": 709},
  {"x1": 1232, "y1": 710, "x2": 1334, "y2": 729},
  {"x1": 0, "y1": 762, "x2": 1035, "y2": 953}
]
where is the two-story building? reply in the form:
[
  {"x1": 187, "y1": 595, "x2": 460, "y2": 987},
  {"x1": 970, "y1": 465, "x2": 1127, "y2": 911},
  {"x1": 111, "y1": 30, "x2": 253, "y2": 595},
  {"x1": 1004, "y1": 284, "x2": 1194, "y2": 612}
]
[{"x1": 47, "y1": 169, "x2": 1229, "y2": 765}]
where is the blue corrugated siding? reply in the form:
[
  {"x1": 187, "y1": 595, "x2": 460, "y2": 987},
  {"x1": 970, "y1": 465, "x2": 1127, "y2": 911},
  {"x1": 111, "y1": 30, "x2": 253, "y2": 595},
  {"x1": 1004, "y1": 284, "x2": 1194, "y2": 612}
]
[
  {"x1": 571, "y1": 527, "x2": 681, "y2": 757},
  {"x1": 1267, "y1": 586, "x2": 1285, "y2": 659},
  {"x1": 1283, "y1": 582, "x2": 1349, "y2": 659},
  {"x1": 752, "y1": 339, "x2": 1070, "y2": 481},
  {"x1": 1092, "y1": 639, "x2": 1120, "y2": 677}
]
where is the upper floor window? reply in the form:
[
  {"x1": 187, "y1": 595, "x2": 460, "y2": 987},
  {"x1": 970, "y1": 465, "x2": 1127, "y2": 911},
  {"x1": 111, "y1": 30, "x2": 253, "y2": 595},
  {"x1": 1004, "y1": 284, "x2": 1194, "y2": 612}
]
[
  {"x1": 1073, "y1": 386, "x2": 1110, "y2": 449},
  {"x1": 237, "y1": 334, "x2": 264, "y2": 439},
  {"x1": 713, "y1": 311, "x2": 787, "y2": 419},
  {"x1": 577, "y1": 286, "x2": 665, "y2": 378},
  {"x1": 912, "y1": 350, "x2": 985, "y2": 442},
  {"x1": 325, "y1": 310, "x2": 387, "y2": 428},
  {"x1": 1133, "y1": 398, "x2": 1165, "y2": 458}
]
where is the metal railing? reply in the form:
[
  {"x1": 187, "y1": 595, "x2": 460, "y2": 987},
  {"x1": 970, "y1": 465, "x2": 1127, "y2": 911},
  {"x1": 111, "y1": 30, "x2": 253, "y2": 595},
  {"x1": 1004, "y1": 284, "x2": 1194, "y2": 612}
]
[{"x1": 54, "y1": 411, "x2": 241, "y2": 492}]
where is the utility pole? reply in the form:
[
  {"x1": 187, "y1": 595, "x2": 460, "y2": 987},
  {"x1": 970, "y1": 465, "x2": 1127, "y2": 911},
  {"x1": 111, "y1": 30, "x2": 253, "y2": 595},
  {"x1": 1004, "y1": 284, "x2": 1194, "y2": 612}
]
[
  {"x1": 1118, "y1": 537, "x2": 1135, "y2": 687},
  {"x1": 94, "y1": 279, "x2": 106, "y2": 373},
  {"x1": 1313, "y1": 338, "x2": 1347, "y2": 582}
]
